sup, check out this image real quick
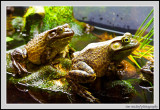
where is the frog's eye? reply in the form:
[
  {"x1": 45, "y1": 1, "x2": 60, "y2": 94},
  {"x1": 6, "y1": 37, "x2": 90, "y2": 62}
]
[
  {"x1": 111, "y1": 42, "x2": 122, "y2": 50},
  {"x1": 122, "y1": 37, "x2": 131, "y2": 44},
  {"x1": 57, "y1": 27, "x2": 65, "y2": 34}
]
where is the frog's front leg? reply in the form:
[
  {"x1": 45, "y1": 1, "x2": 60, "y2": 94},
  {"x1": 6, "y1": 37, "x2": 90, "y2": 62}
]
[
  {"x1": 67, "y1": 61, "x2": 96, "y2": 83},
  {"x1": 66, "y1": 61, "x2": 99, "y2": 102},
  {"x1": 11, "y1": 48, "x2": 30, "y2": 75}
]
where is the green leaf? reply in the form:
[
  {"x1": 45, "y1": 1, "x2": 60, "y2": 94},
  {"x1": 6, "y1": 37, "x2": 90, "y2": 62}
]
[
  {"x1": 6, "y1": 37, "x2": 14, "y2": 42},
  {"x1": 139, "y1": 47, "x2": 154, "y2": 58},
  {"x1": 129, "y1": 55, "x2": 141, "y2": 69},
  {"x1": 134, "y1": 9, "x2": 153, "y2": 38}
]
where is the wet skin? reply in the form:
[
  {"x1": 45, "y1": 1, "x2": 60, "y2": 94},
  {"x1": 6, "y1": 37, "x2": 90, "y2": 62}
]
[
  {"x1": 11, "y1": 24, "x2": 74, "y2": 75},
  {"x1": 67, "y1": 32, "x2": 140, "y2": 83}
]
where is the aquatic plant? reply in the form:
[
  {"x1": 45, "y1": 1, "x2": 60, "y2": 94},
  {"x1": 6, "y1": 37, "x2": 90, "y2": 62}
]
[{"x1": 128, "y1": 9, "x2": 154, "y2": 69}]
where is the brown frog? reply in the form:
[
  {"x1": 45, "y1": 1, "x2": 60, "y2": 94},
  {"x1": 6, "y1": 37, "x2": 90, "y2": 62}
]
[
  {"x1": 66, "y1": 32, "x2": 139, "y2": 102},
  {"x1": 67, "y1": 32, "x2": 139, "y2": 82},
  {"x1": 140, "y1": 61, "x2": 154, "y2": 84},
  {"x1": 11, "y1": 24, "x2": 74, "y2": 75}
]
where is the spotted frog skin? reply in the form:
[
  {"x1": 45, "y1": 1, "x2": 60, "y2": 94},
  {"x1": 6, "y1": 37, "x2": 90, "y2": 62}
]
[
  {"x1": 11, "y1": 24, "x2": 74, "y2": 75},
  {"x1": 67, "y1": 32, "x2": 140, "y2": 83}
]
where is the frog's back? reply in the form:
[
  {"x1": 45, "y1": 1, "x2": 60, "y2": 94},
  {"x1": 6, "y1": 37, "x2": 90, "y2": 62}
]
[
  {"x1": 72, "y1": 41, "x2": 111, "y2": 77},
  {"x1": 25, "y1": 31, "x2": 48, "y2": 64}
]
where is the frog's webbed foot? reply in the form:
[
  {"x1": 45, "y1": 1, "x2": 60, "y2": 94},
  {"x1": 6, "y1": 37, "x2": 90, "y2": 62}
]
[
  {"x1": 78, "y1": 87, "x2": 100, "y2": 103},
  {"x1": 67, "y1": 79, "x2": 100, "y2": 103},
  {"x1": 68, "y1": 61, "x2": 96, "y2": 83},
  {"x1": 11, "y1": 49, "x2": 31, "y2": 76},
  {"x1": 12, "y1": 58, "x2": 27, "y2": 74}
]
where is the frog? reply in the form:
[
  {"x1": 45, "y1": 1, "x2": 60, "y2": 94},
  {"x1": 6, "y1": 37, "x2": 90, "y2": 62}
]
[
  {"x1": 11, "y1": 23, "x2": 74, "y2": 76},
  {"x1": 66, "y1": 32, "x2": 139, "y2": 102},
  {"x1": 140, "y1": 61, "x2": 154, "y2": 84}
]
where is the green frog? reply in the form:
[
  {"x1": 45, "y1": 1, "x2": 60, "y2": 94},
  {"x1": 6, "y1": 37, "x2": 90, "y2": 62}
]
[
  {"x1": 11, "y1": 24, "x2": 74, "y2": 75},
  {"x1": 66, "y1": 32, "x2": 139, "y2": 102}
]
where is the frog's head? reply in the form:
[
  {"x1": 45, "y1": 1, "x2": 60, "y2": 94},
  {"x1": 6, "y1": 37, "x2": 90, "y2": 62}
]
[
  {"x1": 109, "y1": 32, "x2": 139, "y2": 62},
  {"x1": 46, "y1": 23, "x2": 74, "y2": 47}
]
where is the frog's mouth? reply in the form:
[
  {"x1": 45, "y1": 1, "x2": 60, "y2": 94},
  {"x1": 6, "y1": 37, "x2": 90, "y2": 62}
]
[
  {"x1": 111, "y1": 42, "x2": 139, "y2": 62},
  {"x1": 122, "y1": 42, "x2": 139, "y2": 52},
  {"x1": 58, "y1": 30, "x2": 74, "y2": 39},
  {"x1": 61, "y1": 28, "x2": 74, "y2": 37},
  {"x1": 112, "y1": 40, "x2": 140, "y2": 62}
]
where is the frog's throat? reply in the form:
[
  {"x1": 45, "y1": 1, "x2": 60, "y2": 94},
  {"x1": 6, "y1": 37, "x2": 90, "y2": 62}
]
[{"x1": 119, "y1": 42, "x2": 139, "y2": 52}]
